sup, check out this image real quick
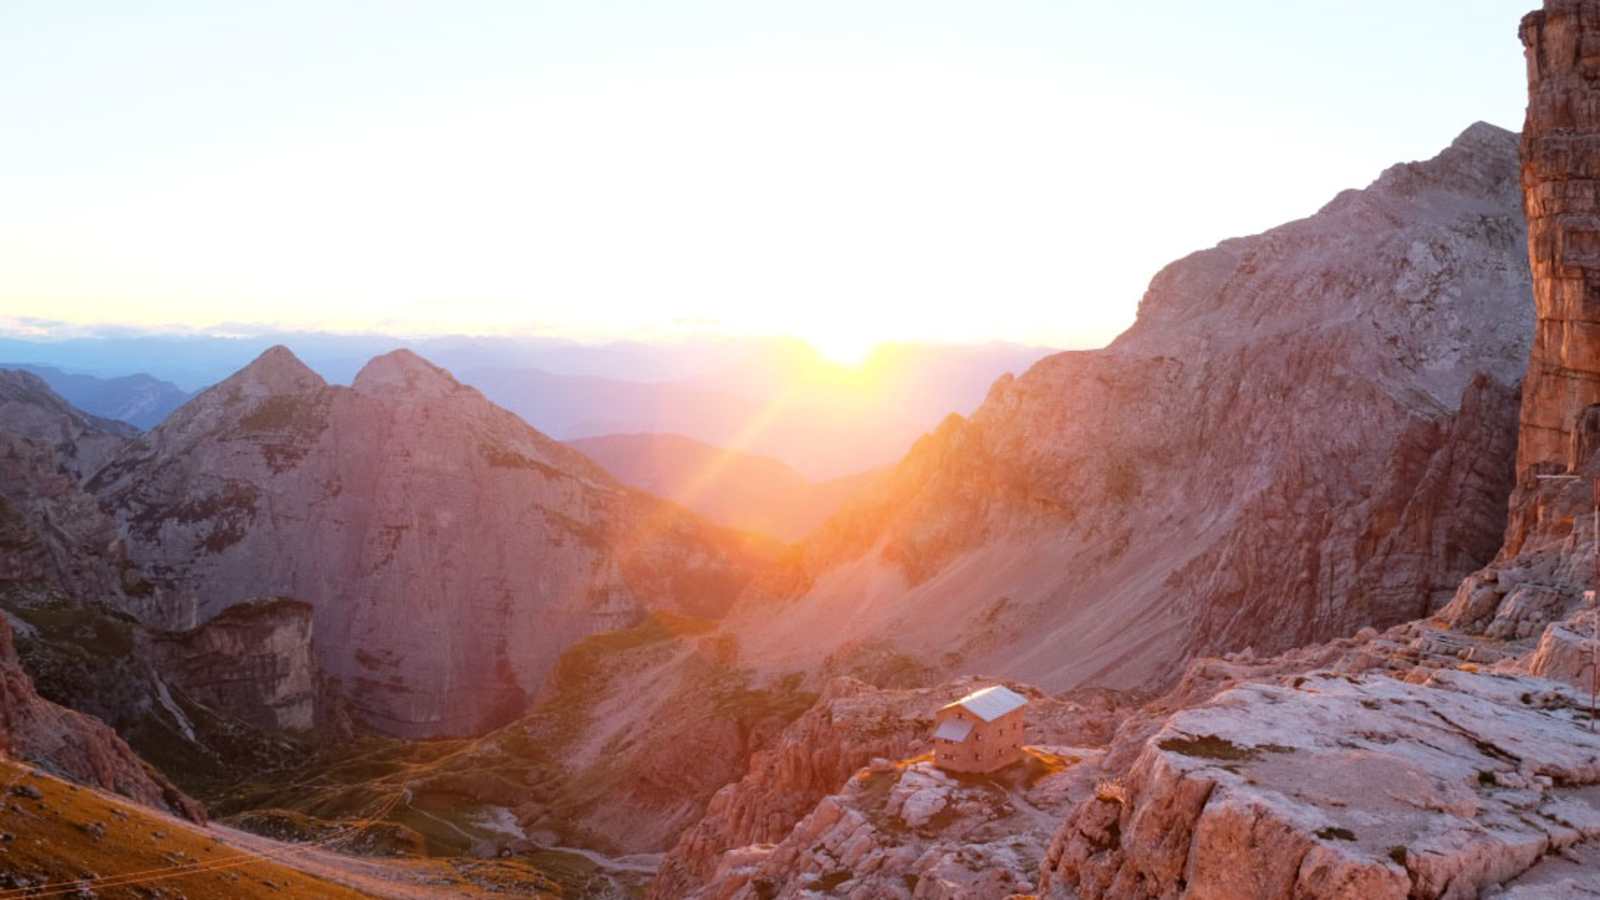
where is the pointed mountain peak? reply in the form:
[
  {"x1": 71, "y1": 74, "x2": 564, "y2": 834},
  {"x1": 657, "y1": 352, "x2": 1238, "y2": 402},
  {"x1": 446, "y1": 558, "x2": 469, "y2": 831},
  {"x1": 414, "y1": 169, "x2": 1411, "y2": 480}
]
[
  {"x1": 352, "y1": 349, "x2": 464, "y2": 399},
  {"x1": 1362, "y1": 121, "x2": 1520, "y2": 205},
  {"x1": 1453, "y1": 120, "x2": 1516, "y2": 150},
  {"x1": 225, "y1": 345, "x2": 325, "y2": 395}
]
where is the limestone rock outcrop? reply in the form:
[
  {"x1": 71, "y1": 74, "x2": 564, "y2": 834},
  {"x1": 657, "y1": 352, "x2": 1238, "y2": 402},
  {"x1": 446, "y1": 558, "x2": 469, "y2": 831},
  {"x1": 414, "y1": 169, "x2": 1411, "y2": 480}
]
[
  {"x1": 140, "y1": 598, "x2": 320, "y2": 733},
  {"x1": 665, "y1": 569, "x2": 1600, "y2": 900},
  {"x1": 730, "y1": 123, "x2": 1532, "y2": 696},
  {"x1": 651, "y1": 677, "x2": 940, "y2": 897},
  {"x1": 664, "y1": 613, "x2": 1600, "y2": 899},
  {"x1": 1037, "y1": 619, "x2": 1600, "y2": 900},
  {"x1": 1527, "y1": 608, "x2": 1598, "y2": 689},
  {"x1": 1431, "y1": 444, "x2": 1600, "y2": 656},
  {"x1": 89, "y1": 347, "x2": 776, "y2": 737},
  {"x1": 652, "y1": 676, "x2": 1129, "y2": 898},
  {"x1": 1516, "y1": 0, "x2": 1600, "y2": 474},
  {"x1": 697, "y1": 751, "x2": 1100, "y2": 900},
  {"x1": 1418, "y1": 0, "x2": 1600, "y2": 726},
  {"x1": 1432, "y1": 28, "x2": 1600, "y2": 685}
]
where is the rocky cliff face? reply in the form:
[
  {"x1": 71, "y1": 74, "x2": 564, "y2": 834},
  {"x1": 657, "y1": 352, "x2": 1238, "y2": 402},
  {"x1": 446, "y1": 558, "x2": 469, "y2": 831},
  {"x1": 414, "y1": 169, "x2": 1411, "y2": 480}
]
[
  {"x1": 1515, "y1": 1, "x2": 1600, "y2": 474},
  {"x1": 7, "y1": 593, "x2": 327, "y2": 801},
  {"x1": 1038, "y1": 373, "x2": 1595, "y2": 895},
  {"x1": 0, "y1": 374, "x2": 136, "y2": 605},
  {"x1": 90, "y1": 347, "x2": 774, "y2": 737},
  {"x1": 728, "y1": 123, "x2": 1532, "y2": 697},
  {"x1": 140, "y1": 598, "x2": 319, "y2": 733},
  {"x1": 1420, "y1": 0, "x2": 1600, "y2": 703},
  {"x1": 0, "y1": 612, "x2": 203, "y2": 823},
  {"x1": 0, "y1": 375, "x2": 308, "y2": 805},
  {"x1": 0, "y1": 436, "x2": 127, "y2": 603},
  {"x1": 651, "y1": 677, "x2": 947, "y2": 897}
]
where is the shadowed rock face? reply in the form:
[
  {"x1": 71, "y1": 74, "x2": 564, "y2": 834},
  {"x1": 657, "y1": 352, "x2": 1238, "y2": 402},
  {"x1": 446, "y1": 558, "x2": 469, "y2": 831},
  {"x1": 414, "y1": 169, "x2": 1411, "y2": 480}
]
[
  {"x1": 0, "y1": 363, "x2": 190, "y2": 431},
  {"x1": 0, "y1": 375, "x2": 136, "y2": 602},
  {"x1": 91, "y1": 347, "x2": 775, "y2": 738},
  {"x1": 0, "y1": 370, "x2": 136, "y2": 480},
  {"x1": 140, "y1": 598, "x2": 319, "y2": 733},
  {"x1": 730, "y1": 123, "x2": 1533, "y2": 695},
  {"x1": 0, "y1": 613, "x2": 204, "y2": 823},
  {"x1": 1517, "y1": 1, "x2": 1600, "y2": 474},
  {"x1": 0, "y1": 439, "x2": 126, "y2": 602}
]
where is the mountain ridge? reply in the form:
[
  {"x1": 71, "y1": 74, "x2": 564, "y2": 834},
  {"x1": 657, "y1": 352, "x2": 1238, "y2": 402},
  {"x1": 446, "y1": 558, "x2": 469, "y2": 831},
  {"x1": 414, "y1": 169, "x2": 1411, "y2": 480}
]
[{"x1": 723, "y1": 121, "x2": 1532, "y2": 696}]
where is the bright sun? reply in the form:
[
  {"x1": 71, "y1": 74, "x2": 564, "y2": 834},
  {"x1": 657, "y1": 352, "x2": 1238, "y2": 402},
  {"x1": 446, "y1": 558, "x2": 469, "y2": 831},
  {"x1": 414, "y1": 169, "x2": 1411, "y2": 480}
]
[{"x1": 805, "y1": 332, "x2": 880, "y2": 367}]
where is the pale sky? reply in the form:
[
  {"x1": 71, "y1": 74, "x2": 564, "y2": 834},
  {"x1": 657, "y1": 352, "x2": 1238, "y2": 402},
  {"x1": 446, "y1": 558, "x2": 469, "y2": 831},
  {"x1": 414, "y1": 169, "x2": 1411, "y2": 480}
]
[{"x1": 0, "y1": 1, "x2": 1533, "y2": 357}]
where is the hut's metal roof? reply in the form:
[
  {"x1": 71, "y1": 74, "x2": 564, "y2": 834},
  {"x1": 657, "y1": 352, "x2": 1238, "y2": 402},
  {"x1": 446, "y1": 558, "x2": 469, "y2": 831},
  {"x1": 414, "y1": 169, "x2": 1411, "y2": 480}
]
[
  {"x1": 932, "y1": 718, "x2": 974, "y2": 742},
  {"x1": 942, "y1": 685, "x2": 1028, "y2": 722}
]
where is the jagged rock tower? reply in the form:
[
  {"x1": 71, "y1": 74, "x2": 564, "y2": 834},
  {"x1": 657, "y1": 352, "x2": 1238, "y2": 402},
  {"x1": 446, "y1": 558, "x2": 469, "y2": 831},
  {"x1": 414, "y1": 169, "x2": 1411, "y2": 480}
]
[{"x1": 1519, "y1": 0, "x2": 1600, "y2": 474}]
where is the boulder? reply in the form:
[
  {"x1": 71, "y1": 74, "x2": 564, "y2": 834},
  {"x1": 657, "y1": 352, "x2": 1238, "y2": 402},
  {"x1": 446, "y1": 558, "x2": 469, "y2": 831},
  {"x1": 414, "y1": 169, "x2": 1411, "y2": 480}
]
[{"x1": 1527, "y1": 610, "x2": 1598, "y2": 692}]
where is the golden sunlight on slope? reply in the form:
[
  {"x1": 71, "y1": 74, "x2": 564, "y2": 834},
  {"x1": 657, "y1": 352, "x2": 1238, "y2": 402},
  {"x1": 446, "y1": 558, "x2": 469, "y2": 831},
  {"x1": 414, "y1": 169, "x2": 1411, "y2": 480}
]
[{"x1": 0, "y1": 757, "x2": 560, "y2": 898}]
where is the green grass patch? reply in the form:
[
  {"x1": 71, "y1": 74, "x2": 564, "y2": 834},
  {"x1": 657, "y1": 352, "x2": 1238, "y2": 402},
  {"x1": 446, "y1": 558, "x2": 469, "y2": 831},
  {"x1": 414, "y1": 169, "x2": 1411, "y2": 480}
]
[
  {"x1": 239, "y1": 394, "x2": 323, "y2": 433},
  {"x1": 14, "y1": 601, "x2": 137, "y2": 657},
  {"x1": 1159, "y1": 735, "x2": 1263, "y2": 762}
]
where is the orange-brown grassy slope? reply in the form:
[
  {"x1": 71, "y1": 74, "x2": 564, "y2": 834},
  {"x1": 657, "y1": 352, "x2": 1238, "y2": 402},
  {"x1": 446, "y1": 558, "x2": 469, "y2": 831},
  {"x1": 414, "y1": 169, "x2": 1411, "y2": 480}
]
[{"x1": 0, "y1": 758, "x2": 561, "y2": 899}]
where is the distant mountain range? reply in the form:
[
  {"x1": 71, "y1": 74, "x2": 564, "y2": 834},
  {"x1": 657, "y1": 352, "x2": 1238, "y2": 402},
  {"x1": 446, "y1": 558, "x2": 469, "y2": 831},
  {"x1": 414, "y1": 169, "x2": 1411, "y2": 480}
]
[
  {"x1": 0, "y1": 363, "x2": 189, "y2": 429},
  {"x1": 0, "y1": 335, "x2": 1053, "y2": 477}
]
